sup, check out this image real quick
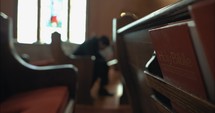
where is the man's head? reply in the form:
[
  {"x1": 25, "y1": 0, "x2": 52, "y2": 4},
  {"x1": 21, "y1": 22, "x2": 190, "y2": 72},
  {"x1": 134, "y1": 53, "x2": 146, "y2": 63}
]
[
  {"x1": 98, "y1": 35, "x2": 110, "y2": 50},
  {"x1": 98, "y1": 36, "x2": 113, "y2": 60}
]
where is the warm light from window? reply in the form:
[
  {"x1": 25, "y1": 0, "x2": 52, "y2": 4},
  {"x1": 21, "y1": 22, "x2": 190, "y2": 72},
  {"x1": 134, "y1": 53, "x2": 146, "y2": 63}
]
[
  {"x1": 69, "y1": 0, "x2": 87, "y2": 44},
  {"x1": 40, "y1": 0, "x2": 68, "y2": 44},
  {"x1": 17, "y1": 0, "x2": 38, "y2": 44},
  {"x1": 17, "y1": 0, "x2": 86, "y2": 44}
]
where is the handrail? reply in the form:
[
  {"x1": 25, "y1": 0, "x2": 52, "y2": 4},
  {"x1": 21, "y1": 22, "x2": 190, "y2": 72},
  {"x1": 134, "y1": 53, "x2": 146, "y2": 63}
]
[{"x1": 117, "y1": 0, "x2": 197, "y2": 34}]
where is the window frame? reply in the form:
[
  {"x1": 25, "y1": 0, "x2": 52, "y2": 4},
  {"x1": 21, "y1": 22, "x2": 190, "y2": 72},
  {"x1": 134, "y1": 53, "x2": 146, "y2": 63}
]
[{"x1": 16, "y1": 0, "x2": 87, "y2": 44}]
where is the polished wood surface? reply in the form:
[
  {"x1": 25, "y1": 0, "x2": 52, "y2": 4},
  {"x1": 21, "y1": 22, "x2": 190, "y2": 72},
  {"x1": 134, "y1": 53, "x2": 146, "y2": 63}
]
[
  {"x1": 74, "y1": 67, "x2": 132, "y2": 113},
  {"x1": 0, "y1": 12, "x2": 78, "y2": 113},
  {"x1": 51, "y1": 32, "x2": 95, "y2": 105},
  {"x1": 145, "y1": 71, "x2": 215, "y2": 113}
]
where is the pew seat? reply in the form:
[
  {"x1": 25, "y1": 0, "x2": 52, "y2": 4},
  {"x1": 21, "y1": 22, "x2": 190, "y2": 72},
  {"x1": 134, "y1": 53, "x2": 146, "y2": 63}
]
[
  {"x1": 30, "y1": 59, "x2": 55, "y2": 66},
  {"x1": 0, "y1": 86, "x2": 71, "y2": 113}
]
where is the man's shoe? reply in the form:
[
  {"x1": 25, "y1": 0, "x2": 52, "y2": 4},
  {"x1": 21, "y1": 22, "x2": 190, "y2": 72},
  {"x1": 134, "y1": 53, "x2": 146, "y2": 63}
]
[{"x1": 98, "y1": 88, "x2": 114, "y2": 96}]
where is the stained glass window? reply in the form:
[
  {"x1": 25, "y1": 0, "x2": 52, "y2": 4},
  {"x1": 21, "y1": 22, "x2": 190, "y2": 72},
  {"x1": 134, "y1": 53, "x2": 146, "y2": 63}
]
[
  {"x1": 40, "y1": 0, "x2": 68, "y2": 44},
  {"x1": 17, "y1": 0, "x2": 86, "y2": 44}
]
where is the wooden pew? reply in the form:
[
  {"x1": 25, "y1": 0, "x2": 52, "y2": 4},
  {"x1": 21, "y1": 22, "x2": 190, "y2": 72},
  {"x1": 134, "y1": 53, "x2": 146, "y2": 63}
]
[
  {"x1": 111, "y1": 14, "x2": 138, "y2": 105},
  {"x1": 0, "y1": 12, "x2": 78, "y2": 113},
  {"x1": 114, "y1": 24, "x2": 155, "y2": 113},
  {"x1": 15, "y1": 32, "x2": 94, "y2": 105},
  {"x1": 114, "y1": 0, "x2": 215, "y2": 113},
  {"x1": 50, "y1": 32, "x2": 95, "y2": 105}
]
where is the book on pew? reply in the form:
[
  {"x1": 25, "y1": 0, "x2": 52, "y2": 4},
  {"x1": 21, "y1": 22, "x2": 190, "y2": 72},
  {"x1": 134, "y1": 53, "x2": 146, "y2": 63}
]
[
  {"x1": 189, "y1": 0, "x2": 215, "y2": 103},
  {"x1": 149, "y1": 20, "x2": 208, "y2": 100}
]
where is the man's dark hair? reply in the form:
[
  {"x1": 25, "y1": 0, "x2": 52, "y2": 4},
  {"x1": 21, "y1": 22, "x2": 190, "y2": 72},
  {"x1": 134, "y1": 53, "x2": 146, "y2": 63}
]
[{"x1": 99, "y1": 35, "x2": 110, "y2": 46}]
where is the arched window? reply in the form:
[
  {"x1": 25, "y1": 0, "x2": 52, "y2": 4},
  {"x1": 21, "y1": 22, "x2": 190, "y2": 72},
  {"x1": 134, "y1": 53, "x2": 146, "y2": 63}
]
[{"x1": 17, "y1": 0, "x2": 87, "y2": 44}]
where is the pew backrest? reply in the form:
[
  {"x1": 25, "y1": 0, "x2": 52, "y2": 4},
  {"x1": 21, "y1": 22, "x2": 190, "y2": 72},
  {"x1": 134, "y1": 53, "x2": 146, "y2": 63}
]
[{"x1": 51, "y1": 32, "x2": 95, "y2": 105}]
